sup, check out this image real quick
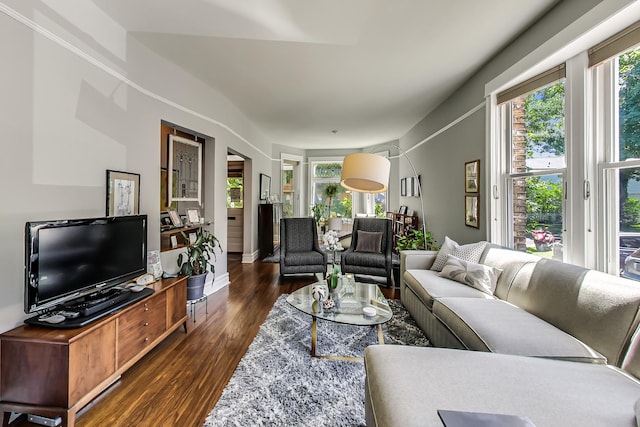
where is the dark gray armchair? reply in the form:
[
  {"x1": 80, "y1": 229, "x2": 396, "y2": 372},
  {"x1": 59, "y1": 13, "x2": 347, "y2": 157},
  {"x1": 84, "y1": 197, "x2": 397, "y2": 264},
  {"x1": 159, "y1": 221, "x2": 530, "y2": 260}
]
[
  {"x1": 279, "y1": 217, "x2": 328, "y2": 276},
  {"x1": 341, "y1": 218, "x2": 393, "y2": 285}
]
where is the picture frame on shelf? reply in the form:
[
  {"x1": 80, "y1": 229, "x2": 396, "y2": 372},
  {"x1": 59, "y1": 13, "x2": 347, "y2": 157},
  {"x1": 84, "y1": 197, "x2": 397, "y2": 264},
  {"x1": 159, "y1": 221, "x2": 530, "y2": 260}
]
[
  {"x1": 260, "y1": 173, "x2": 271, "y2": 200},
  {"x1": 168, "y1": 208, "x2": 183, "y2": 227},
  {"x1": 106, "y1": 170, "x2": 140, "y2": 216},
  {"x1": 465, "y1": 195, "x2": 479, "y2": 228},
  {"x1": 465, "y1": 159, "x2": 480, "y2": 193},
  {"x1": 399, "y1": 205, "x2": 408, "y2": 215},
  {"x1": 185, "y1": 208, "x2": 201, "y2": 225}
]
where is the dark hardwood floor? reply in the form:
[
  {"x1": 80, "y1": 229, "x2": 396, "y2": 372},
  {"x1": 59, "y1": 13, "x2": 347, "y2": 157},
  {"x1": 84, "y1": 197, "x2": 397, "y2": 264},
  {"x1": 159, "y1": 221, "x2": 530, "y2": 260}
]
[{"x1": 11, "y1": 254, "x2": 398, "y2": 427}]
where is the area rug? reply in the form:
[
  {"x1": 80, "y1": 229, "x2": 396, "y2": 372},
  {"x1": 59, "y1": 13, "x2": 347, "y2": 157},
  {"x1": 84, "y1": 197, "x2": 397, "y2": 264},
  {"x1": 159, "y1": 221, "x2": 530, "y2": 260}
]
[{"x1": 203, "y1": 295, "x2": 429, "y2": 427}]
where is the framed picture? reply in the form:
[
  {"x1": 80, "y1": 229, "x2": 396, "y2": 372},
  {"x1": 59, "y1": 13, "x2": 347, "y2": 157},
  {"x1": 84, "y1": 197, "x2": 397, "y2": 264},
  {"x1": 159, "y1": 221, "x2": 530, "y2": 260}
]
[
  {"x1": 410, "y1": 175, "x2": 421, "y2": 197},
  {"x1": 168, "y1": 208, "x2": 183, "y2": 227},
  {"x1": 168, "y1": 134, "x2": 202, "y2": 204},
  {"x1": 106, "y1": 170, "x2": 140, "y2": 216},
  {"x1": 260, "y1": 173, "x2": 271, "y2": 200},
  {"x1": 400, "y1": 178, "x2": 407, "y2": 196},
  {"x1": 186, "y1": 208, "x2": 201, "y2": 224},
  {"x1": 399, "y1": 205, "x2": 408, "y2": 215},
  {"x1": 465, "y1": 195, "x2": 480, "y2": 228},
  {"x1": 465, "y1": 159, "x2": 480, "y2": 193}
]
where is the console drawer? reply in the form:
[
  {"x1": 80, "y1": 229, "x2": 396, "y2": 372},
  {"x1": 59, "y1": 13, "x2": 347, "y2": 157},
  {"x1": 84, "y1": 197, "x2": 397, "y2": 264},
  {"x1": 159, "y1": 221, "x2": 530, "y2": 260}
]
[{"x1": 117, "y1": 293, "x2": 166, "y2": 366}]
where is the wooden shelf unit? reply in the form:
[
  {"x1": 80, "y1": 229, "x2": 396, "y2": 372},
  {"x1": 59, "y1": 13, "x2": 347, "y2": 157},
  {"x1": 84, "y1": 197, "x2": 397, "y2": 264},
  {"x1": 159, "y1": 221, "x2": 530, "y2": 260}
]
[
  {"x1": 160, "y1": 225, "x2": 201, "y2": 252},
  {"x1": 0, "y1": 277, "x2": 188, "y2": 427},
  {"x1": 387, "y1": 211, "x2": 418, "y2": 252}
]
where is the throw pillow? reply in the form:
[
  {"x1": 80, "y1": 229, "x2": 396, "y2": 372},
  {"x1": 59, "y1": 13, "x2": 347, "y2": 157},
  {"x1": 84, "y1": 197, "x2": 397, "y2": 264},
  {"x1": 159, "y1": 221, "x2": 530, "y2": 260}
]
[
  {"x1": 438, "y1": 255, "x2": 502, "y2": 295},
  {"x1": 355, "y1": 231, "x2": 383, "y2": 253},
  {"x1": 430, "y1": 236, "x2": 487, "y2": 272}
]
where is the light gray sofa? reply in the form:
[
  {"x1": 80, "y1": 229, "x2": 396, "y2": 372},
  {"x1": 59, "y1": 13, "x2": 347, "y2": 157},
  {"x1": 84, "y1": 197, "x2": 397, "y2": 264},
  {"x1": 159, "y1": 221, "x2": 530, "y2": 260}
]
[{"x1": 364, "y1": 242, "x2": 640, "y2": 426}]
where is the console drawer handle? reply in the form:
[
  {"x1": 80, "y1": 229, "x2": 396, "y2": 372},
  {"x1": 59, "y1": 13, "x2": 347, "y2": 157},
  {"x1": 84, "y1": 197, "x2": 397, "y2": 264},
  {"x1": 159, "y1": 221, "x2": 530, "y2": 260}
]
[
  {"x1": 144, "y1": 322, "x2": 149, "y2": 326},
  {"x1": 144, "y1": 337, "x2": 149, "y2": 342}
]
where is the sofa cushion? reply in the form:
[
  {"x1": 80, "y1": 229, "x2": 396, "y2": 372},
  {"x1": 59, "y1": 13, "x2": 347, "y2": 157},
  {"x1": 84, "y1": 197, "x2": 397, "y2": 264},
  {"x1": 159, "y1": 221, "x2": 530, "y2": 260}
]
[
  {"x1": 433, "y1": 297, "x2": 606, "y2": 363},
  {"x1": 438, "y1": 255, "x2": 502, "y2": 295},
  {"x1": 365, "y1": 345, "x2": 640, "y2": 427},
  {"x1": 404, "y1": 269, "x2": 492, "y2": 310},
  {"x1": 431, "y1": 236, "x2": 486, "y2": 272}
]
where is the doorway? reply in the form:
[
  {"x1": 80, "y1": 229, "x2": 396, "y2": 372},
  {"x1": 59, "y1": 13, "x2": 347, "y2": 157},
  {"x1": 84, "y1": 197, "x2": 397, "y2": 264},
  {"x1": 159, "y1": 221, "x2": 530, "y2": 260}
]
[
  {"x1": 227, "y1": 154, "x2": 244, "y2": 253},
  {"x1": 281, "y1": 154, "x2": 303, "y2": 218}
]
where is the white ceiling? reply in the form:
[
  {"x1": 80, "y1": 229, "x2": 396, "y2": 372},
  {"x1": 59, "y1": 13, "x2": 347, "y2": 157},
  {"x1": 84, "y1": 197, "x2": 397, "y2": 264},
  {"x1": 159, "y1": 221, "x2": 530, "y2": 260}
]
[{"x1": 93, "y1": 0, "x2": 558, "y2": 149}]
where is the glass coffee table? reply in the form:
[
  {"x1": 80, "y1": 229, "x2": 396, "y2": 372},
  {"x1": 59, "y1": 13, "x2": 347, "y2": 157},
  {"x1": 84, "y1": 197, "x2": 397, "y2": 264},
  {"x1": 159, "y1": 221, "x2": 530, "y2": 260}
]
[{"x1": 286, "y1": 279, "x2": 393, "y2": 361}]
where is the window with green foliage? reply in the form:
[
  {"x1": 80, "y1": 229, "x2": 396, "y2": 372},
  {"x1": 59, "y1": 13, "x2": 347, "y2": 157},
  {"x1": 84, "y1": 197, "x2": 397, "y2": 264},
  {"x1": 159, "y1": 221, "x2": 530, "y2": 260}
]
[
  {"x1": 227, "y1": 177, "x2": 243, "y2": 208},
  {"x1": 499, "y1": 76, "x2": 565, "y2": 257}
]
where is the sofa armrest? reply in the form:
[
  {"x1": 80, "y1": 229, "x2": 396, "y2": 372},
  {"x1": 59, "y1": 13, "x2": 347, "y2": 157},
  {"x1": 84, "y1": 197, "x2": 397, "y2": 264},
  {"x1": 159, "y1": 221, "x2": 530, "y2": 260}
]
[{"x1": 400, "y1": 250, "x2": 438, "y2": 273}]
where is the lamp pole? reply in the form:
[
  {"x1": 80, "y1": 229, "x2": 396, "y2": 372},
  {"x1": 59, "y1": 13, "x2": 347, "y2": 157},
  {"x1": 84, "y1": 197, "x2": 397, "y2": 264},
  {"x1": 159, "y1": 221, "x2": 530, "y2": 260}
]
[{"x1": 384, "y1": 144, "x2": 427, "y2": 246}]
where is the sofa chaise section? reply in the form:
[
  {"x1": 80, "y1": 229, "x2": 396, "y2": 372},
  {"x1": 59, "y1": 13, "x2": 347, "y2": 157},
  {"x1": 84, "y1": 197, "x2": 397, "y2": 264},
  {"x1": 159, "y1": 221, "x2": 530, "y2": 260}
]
[{"x1": 364, "y1": 345, "x2": 640, "y2": 427}]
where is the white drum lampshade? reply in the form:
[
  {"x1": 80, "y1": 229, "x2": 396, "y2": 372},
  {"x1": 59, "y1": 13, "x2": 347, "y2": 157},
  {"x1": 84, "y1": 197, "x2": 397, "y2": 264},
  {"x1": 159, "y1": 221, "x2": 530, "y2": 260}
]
[{"x1": 340, "y1": 153, "x2": 390, "y2": 193}]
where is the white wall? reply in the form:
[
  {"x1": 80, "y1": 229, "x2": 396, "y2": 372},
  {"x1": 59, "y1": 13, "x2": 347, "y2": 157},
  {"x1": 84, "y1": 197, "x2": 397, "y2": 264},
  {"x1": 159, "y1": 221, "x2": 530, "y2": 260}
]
[{"x1": 0, "y1": 1, "x2": 275, "y2": 331}]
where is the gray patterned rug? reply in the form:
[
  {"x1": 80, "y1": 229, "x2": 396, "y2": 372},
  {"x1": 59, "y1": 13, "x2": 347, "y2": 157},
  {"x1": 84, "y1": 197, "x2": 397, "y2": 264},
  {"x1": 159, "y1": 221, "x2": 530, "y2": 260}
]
[{"x1": 203, "y1": 295, "x2": 429, "y2": 427}]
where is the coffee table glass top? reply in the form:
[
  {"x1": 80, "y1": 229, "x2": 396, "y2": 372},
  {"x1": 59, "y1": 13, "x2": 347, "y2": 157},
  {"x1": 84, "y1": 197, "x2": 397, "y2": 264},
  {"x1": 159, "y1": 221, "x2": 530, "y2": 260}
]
[{"x1": 286, "y1": 280, "x2": 392, "y2": 326}]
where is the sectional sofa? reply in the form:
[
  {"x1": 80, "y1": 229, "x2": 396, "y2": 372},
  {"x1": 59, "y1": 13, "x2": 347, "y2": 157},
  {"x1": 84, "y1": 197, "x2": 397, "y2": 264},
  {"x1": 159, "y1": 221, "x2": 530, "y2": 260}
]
[{"x1": 364, "y1": 239, "x2": 640, "y2": 426}]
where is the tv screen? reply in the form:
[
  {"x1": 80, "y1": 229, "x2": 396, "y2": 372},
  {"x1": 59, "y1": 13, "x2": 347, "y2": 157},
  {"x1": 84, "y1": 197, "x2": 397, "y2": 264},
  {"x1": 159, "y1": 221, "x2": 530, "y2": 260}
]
[{"x1": 25, "y1": 215, "x2": 147, "y2": 313}]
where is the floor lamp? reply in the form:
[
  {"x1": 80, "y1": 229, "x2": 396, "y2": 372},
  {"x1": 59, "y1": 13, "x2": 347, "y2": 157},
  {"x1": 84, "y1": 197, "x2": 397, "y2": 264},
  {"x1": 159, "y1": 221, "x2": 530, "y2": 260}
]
[{"x1": 340, "y1": 147, "x2": 427, "y2": 245}]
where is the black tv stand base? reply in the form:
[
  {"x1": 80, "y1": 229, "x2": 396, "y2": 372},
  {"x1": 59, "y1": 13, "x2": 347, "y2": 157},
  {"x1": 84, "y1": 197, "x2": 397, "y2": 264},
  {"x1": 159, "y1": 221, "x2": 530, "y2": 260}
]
[{"x1": 25, "y1": 288, "x2": 154, "y2": 329}]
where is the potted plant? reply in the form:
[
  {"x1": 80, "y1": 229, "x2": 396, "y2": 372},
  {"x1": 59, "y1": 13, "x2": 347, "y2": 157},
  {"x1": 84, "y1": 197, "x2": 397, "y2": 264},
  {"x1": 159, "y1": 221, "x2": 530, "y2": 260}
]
[
  {"x1": 396, "y1": 228, "x2": 439, "y2": 251},
  {"x1": 177, "y1": 227, "x2": 222, "y2": 300},
  {"x1": 324, "y1": 184, "x2": 340, "y2": 219}
]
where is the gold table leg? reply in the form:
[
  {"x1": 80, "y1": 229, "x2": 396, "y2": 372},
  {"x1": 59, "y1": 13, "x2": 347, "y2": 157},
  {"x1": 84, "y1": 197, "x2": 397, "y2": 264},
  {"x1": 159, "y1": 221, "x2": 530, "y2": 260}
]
[{"x1": 310, "y1": 318, "x2": 385, "y2": 362}]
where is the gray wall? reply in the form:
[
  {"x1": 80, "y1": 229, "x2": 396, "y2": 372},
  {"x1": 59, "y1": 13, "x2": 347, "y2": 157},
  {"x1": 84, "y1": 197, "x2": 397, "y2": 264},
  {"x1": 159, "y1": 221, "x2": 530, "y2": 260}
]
[
  {"x1": 0, "y1": 1, "x2": 274, "y2": 331},
  {"x1": 399, "y1": 0, "x2": 608, "y2": 247}
]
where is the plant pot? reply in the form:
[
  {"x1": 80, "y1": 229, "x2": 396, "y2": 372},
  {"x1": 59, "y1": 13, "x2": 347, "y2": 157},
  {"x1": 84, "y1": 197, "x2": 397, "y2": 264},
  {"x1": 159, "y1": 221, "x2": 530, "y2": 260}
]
[{"x1": 187, "y1": 272, "x2": 207, "y2": 301}]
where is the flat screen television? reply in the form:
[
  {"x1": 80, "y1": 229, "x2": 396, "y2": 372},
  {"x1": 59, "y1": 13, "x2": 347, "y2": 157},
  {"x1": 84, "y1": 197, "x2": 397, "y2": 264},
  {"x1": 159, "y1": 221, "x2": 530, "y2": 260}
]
[{"x1": 25, "y1": 215, "x2": 147, "y2": 314}]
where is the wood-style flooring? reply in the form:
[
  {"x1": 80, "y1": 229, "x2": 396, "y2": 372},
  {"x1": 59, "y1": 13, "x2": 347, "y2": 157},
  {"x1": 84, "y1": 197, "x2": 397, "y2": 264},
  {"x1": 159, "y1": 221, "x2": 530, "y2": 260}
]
[{"x1": 11, "y1": 254, "x2": 398, "y2": 427}]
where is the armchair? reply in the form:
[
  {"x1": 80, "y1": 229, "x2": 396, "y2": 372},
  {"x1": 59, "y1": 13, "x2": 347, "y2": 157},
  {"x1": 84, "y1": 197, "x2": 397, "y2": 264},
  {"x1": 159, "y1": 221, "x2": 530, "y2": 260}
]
[
  {"x1": 341, "y1": 218, "x2": 393, "y2": 286},
  {"x1": 279, "y1": 218, "x2": 328, "y2": 276}
]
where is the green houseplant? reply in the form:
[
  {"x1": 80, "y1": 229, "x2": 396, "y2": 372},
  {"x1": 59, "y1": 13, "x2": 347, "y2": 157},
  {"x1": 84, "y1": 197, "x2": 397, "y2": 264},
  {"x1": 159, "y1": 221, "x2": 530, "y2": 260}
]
[
  {"x1": 177, "y1": 227, "x2": 222, "y2": 300},
  {"x1": 396, "y1": 228, "x2": 439, "y2": 251}
]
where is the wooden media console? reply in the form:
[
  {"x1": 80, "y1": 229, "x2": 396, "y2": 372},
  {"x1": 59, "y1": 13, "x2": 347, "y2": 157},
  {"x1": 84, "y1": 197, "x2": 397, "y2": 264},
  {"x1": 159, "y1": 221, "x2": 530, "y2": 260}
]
[{"x1": 0, "y1": 276, "x2": 188, "y2": 427}]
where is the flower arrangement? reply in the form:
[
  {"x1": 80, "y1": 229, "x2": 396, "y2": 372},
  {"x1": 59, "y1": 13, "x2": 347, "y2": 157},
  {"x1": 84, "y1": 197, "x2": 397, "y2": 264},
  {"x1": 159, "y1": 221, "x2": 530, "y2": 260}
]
[{"x1": 322, "y1": 230, "x2": 340, "y2": 251}]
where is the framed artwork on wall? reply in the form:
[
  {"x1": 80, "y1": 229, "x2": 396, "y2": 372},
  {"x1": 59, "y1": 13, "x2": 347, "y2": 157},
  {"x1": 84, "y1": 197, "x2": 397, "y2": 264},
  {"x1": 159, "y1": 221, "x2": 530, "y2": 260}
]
[
  {"x1": 400, "y1": 178, "x2": 407, "y2": 196},
  {"x1": 260, "y1": 173, "x2": 271, "y2": 200},
  {"x1": 465, "y1": 195, "x2": 479, "y2": 228},
  {"x1": 465, "y1": 159, "x2": 480, "y2": 193},
  {"x1": 168, "y1": 134, "x2": 202, "y2": 204},
  {"x1": 106, "y1": 170, "x2": 140, "y2": 216}
]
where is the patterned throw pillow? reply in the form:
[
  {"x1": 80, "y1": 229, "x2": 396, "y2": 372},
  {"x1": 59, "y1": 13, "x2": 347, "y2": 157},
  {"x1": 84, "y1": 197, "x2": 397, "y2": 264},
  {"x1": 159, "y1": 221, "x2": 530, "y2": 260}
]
[
  {"x1": 438, "y1": 255, "x2": 502, "y2": 295},
  {"x1": 430, "y1": 236, "x2": 487, "y2": 272}
]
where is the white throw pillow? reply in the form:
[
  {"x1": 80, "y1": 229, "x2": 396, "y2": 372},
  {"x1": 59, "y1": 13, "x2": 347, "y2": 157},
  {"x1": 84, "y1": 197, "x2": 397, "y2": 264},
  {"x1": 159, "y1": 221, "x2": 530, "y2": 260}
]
[
  {"x1": 438, "y1": 255, "x2": 502, "y2": 295},
  {"x1": 430, "y1": 236, "x2": 487, "y2": 272}
]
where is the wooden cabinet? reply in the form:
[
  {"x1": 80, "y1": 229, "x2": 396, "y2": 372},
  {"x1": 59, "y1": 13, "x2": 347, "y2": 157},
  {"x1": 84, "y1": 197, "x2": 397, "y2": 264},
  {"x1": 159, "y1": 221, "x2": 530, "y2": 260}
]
[
  {"x1": 387, "y1": 211, "x2": 419, "y2": 252},
  {"x1": 258, "y1": 203, "x2": 282, "y2": 258},
  {"x1": 0, "y1": 277, "x2": 187, "y2": 427},
  {"x1": 117, "y1": 293, "x2": 166, "y2": 367}
]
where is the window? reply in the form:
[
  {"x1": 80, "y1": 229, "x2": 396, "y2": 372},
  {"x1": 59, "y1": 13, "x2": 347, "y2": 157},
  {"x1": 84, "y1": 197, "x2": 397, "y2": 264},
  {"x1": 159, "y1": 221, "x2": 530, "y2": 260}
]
[
  {"x1": 496, "y1": 71, "x2": 566, "y2": 258},
  {"x1": 490, "y1": 20, "x2": 640, "y2": 281},
  {"x1": 309, "y1": 160, "x2": 352, "y2": 224},
  {"x1": 596, "y1": 47, "x2": 640, "y2": 280}
]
